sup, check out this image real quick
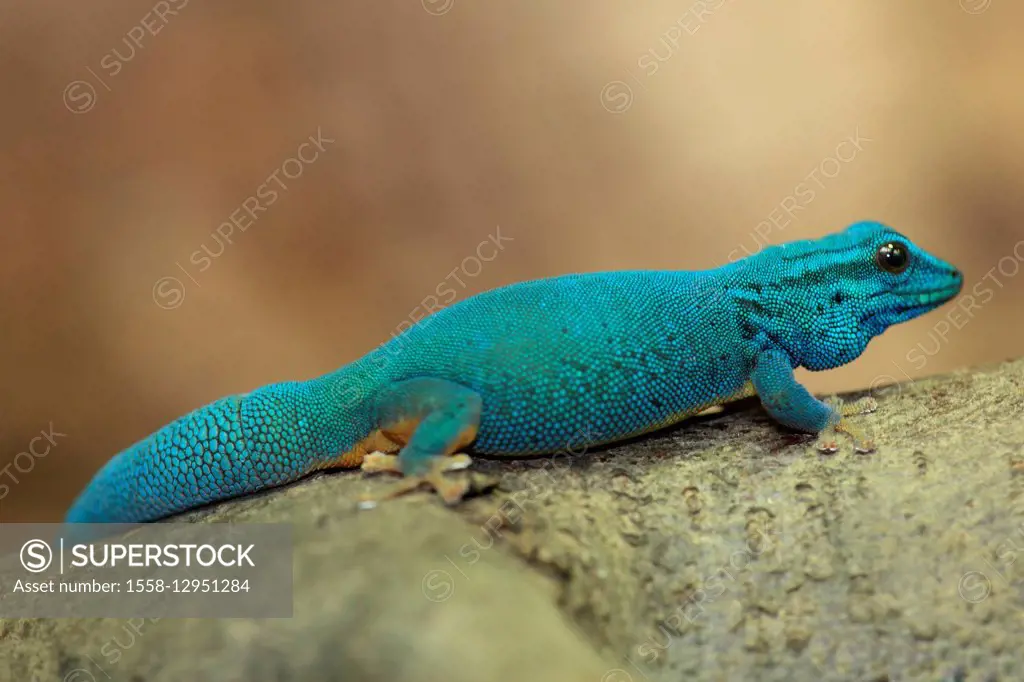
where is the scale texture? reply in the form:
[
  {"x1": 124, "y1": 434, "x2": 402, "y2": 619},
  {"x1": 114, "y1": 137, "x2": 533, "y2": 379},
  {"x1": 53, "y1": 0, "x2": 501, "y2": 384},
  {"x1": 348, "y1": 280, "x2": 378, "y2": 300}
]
[{"x1": 65, "y1": 221, "x2": 963, "y2": 523}]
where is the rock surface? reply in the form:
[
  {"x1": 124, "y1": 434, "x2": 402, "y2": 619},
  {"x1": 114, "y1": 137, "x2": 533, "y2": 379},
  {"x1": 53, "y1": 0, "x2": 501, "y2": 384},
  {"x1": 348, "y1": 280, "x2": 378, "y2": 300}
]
[{"x1": 2, "y1": 358, "x2": 1023, "y2": 681}]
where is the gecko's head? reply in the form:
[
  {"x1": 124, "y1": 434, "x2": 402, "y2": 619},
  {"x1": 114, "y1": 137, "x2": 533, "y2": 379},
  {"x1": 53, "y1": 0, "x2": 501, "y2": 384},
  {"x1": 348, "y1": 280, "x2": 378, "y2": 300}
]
[
  {"x1": 766, "y1": 221, "x2": 962, "y2": 370},
  {"x1": 850, "y1": 221, "x2": 963, "y2": 333}
]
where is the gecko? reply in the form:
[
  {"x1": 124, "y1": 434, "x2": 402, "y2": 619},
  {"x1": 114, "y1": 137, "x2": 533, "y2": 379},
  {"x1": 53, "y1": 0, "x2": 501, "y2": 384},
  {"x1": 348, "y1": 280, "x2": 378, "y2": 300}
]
[{"x1": 65, "y1": 221, "x2": 962, "y2": 524}]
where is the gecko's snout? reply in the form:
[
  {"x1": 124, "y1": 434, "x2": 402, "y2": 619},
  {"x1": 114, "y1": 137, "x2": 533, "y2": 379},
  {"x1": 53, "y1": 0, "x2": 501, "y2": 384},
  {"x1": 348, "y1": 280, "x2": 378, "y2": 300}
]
[
  {"x1": 934, "y1": 263, "x2": 964, "y2": 301},
  {"x1": 931, "y1": 266, "x2": 963, "y2": 299}
]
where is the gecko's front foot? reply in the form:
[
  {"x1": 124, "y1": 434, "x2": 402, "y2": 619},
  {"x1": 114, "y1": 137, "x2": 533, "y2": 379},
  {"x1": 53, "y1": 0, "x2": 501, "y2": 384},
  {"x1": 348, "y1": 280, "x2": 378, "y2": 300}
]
[
  {"x1": 358, "y1": 453, "x2": 474, "y2": 510},
  {"x1": 814, "y1": 396, "x2": 877, "y2": 454}
]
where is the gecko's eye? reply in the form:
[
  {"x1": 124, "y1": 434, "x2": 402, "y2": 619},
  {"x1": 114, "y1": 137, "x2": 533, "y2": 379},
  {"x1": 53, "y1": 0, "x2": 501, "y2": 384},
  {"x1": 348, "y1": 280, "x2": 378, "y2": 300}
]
[{"x1": 875, "y1": 241, "x2": 909, "y2": 274}]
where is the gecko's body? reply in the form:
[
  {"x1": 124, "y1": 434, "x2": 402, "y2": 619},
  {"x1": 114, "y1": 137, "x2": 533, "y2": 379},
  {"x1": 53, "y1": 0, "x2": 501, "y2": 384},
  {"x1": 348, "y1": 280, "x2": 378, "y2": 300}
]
[{"x1": 66, "y1": 222, "x2": 962, "y2": 524}]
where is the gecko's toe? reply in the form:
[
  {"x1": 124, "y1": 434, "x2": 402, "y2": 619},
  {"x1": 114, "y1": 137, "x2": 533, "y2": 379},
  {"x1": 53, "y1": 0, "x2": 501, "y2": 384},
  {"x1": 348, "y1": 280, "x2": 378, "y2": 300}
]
[
  {"x1": 824, "y1": 395, "x2": 877, "y2": 417},
  {"x1": 427, "y1": 473, "x2": 472, "y2": 505},
  {"x1": 815, "y1": 439, "x2": 839, "y2": 454},
  {"x1": 835, "y1": 417, "x2": 876, "y2": 453},
  {"x1": 812, "y1": 396, "x2": 878, "y2": 453},
  {"x1": 424, "y1": 455, "x2": 473, "y2": 504},
  {"x1": 444, "y1": 453, "x2": 473, "y2": 471},
  {"x1": 357, "y1": 475, "x2": 429, "y2": 510},
  {"x1": 844, "y1": 396, "x2": 878, "y2": 416},
  {"x1": 853, "y1": 440, "x2": 876, "y2": 454},
  {"x1": 814, "y1": 418, "x2": 840, "y2": 454},
  {"x1": 361, "y1": 451, "x2": 402, "y2": 474}
]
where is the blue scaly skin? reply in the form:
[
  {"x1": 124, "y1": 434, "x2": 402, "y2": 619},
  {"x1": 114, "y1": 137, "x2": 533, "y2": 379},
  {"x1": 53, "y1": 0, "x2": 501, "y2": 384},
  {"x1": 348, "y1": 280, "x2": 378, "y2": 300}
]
[{"x1": 66, "y1": 221, "x2": 962, "y2": 523}]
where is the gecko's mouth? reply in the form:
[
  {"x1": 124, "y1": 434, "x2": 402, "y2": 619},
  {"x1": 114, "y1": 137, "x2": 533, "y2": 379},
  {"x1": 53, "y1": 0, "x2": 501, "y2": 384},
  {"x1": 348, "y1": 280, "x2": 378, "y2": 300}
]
[
  {"x1": 862, "y1": 280, "x2": 962, "y2": 329},
  {"x1": 892, "y1": 281, "x2": 963, "y2": 311}
]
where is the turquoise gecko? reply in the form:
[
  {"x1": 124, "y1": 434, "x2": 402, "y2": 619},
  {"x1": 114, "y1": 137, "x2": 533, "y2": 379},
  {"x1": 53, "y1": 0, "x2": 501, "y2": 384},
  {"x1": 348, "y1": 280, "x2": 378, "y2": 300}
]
[{"x1": 66, "y1": 221, "x2": 962, "y2": 523}]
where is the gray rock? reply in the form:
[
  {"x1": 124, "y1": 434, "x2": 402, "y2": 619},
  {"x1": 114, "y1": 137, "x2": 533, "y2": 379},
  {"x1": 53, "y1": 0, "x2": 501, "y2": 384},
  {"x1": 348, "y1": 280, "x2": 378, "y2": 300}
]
[{"x1": 2, "y1": 358, "x2": 1022, "y2": 681}]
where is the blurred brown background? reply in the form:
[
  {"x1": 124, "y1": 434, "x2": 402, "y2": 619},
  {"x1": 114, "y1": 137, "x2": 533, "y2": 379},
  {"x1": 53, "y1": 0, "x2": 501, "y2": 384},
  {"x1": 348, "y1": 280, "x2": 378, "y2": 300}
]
[{"x1": 1, "y1": 0, "x2": 1022, "y2": 522}]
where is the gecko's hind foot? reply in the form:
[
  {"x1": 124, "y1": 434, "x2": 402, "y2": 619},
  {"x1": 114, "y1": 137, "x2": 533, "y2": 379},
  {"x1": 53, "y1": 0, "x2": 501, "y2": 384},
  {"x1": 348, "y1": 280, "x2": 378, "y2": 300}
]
[
  {"x1": 357, "y1": 457, "x2": 473, "y2": 510},
  {"x1": 814, "y1": 396, "x2": 877, "y2": 454},
  {"x1": 361, "y1": 452, "x2": 473, "y2": 474}
]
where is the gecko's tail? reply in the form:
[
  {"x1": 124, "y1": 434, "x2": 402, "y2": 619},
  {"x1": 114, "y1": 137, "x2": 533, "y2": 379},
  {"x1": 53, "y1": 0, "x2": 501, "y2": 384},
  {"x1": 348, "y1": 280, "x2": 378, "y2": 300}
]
[
  {"x1": 66, "y1": 365, "x2": 381, "y2": 531},
  {"x1": 64, "y1": 429, "x2": 187, "y2": 526},
  {"x1": 64, "y1": 395, "x2": 255, "y2": 526},
  {"x1": 62, "y1": 435, "x2": 173, "y2": 544},
  {"x1": 64, "y1": 439, "x2": 161, "y2": 525}
]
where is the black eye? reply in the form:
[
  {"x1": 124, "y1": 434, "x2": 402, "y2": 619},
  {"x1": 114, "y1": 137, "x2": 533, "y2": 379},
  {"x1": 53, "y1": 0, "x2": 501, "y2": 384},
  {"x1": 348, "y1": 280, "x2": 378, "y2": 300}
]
[{"x1": 875, "y1": 241, "x2": 909, "y2": 274}]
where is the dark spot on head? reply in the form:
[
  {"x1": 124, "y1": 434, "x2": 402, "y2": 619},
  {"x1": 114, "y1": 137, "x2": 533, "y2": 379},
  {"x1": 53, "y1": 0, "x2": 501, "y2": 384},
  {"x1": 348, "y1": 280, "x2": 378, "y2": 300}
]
[
  {"x1": 613, "y1": 361, "x2": 623, "y2": 369},
  {"x1": 651, "y1": 398, "x2": 663, "y2": 408},
  {"x1": 751, "y1": 283, "x2": 762, "y2": 294},
  {"x1": 719, "y1": 354, "x2": 727, "y2": 362},
  {"x1": 667, "y1": 334, "x2": 676, "y2": 342},
  {"x1": 816, "y1": 304, "x2": 824, "y2": 314},
  {"x1": 561, "y1": 327, "x2": 569, "y2": 334},
  {"x1": 833, "y1": 292, "x2": 843, "y2": 304}
]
